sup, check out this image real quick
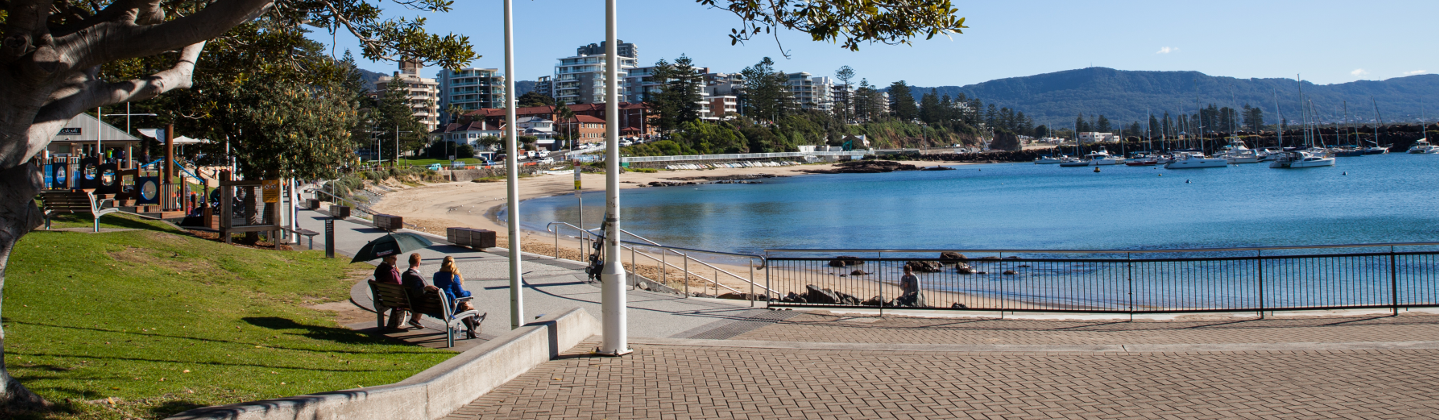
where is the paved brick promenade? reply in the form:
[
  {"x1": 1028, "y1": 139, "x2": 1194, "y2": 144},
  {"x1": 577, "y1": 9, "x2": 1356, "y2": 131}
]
[{"x1": 444, "y1": 313, "x2": 1438, "y2": 420}]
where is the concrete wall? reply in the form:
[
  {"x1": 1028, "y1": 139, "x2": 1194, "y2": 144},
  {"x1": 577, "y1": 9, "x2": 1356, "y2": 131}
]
[{"x1": 166, "y1": 308, "x2": 601, "y2": 420}]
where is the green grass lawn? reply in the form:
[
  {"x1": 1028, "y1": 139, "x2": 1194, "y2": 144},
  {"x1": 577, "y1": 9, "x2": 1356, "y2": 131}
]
[{"x1": 5, "y1": 214, "x2": 454, "y2": 419}]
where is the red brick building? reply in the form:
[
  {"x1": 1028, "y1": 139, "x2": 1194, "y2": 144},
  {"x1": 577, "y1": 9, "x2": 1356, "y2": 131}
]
[{"x1": 463, "y1": 102, "x2": 653, "y2": 138}]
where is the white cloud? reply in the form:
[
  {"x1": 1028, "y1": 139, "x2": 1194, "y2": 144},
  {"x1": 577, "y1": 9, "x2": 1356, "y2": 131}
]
[
  {"x1": 1155, "y1": 46, "x2": 1177, "y2": 54},
  {"x1": 1404, "y1": 70, "x2": 1428, "y2": 76},
  {"x1": 1350, "y1": 69, "x2": 1369, "y2": 76}
]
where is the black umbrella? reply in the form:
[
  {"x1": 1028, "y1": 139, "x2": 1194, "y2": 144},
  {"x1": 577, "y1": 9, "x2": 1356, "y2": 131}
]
[{"x1": 351, "y1": 232, "x2": 435, "y2": 263}]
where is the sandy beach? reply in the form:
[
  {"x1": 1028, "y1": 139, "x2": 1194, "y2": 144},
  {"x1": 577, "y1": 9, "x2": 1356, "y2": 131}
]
[{"x1": 369, "y1": 159, "x2": 988, "y2": 302}]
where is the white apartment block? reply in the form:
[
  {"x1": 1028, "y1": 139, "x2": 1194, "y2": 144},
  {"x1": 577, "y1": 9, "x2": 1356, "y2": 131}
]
[
  {"x1": 376, "y1": 60, "x2": 441, "y2": 132},
  {"x1": 438, "y1": 67, "x2": 505, "y2": 113},
  {"x1": 554, "y1": 40, "x2": 639, "y2": 104},
  {"x1": 785, "y1": 72, "x2": 834, "y2": 111}
]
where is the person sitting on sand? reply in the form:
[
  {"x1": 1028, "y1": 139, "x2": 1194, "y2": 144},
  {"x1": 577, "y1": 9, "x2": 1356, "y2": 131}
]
[{"x1": 897, "y1": 265, "x2": 926, "y2": 307}]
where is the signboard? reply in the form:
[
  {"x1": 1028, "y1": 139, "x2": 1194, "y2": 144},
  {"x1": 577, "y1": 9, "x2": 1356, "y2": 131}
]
[
  {"x1": 573, "y1": 165, "x2": 582, "y2": 191},
  {"x1": 261, "y1": 180, "x2": 280, "y2": 203},
  {"x1": 58, "y1": 127, "x2": 81, "y2": 135}
]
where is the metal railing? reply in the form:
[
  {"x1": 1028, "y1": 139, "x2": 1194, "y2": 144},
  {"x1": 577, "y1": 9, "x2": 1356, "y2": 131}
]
[
  {"x1": 546, "y1": 222, "x2": 770, "y2": 304},
  {"x1": 620, "y1": 150, "x2": 870, "y2": 163},
  {"x1": 763, "y1": 243, "x2": 1439, "y2": 316}
]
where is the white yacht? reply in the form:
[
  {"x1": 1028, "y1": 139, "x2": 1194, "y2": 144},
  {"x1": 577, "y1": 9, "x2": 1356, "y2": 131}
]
[
  {"x1": 1220, "y1": 137, "x2": 1260, "y2": 164},
  {"x1": 1164, "y1": 151, "x2": 1228, "y2": 169},
  {"x1": 1406, "y1": 139, "x2": 1439, "y2": 154},
  {"x1": 1256, "y1": 147, "x2": 1285, "y2": 161},
  {"x1": 1058, "y1": 157, "x2": 1091, "y2": 167},
  {"x1": 1084, "y1": 147, "x2": 1123, "y2": 166},
  {"x1": 1269, "y1": 149, "x2": 1336, "y2": 168}
]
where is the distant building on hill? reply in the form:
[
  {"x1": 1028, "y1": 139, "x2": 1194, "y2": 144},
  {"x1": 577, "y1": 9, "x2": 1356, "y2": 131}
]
[
  {"x1": 1077, "y1": 132, "x2": 1117, "y2": 143},
  {"x1": 554, "y1": 40, "x2": 639, "y2": 104},
  {"x1": 376, "y1": 59, "x2": 441, "y2": 132}
]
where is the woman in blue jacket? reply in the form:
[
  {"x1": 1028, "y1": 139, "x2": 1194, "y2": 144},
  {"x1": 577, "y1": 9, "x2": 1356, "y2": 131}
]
[{"x1": 433, "y1": 256, "x2": 482, "y2": 338}]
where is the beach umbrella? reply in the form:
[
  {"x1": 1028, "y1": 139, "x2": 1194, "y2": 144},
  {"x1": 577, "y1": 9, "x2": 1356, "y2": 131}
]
[{"x1": 351, "y1": 232, "x2": 434, "y2": 263}]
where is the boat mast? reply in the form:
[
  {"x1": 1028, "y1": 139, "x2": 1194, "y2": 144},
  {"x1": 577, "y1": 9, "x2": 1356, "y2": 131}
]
[
  {"x1": 1302, "y1": 75, "x2": 1314, "y2": 148},
  {"x1": 1273, "y1": 89, "x2": 1283, "y2": 148},
  {"x1": 1372, "y1": 97, "x2": 1382, "y2": 148}
]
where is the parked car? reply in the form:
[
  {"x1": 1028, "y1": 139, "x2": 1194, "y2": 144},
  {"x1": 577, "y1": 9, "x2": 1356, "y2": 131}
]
[
  {"x1": 539, "y1": 157, "x2": 555, "y2": 164},
  {"x1": 427, "y1": 163, "x2": 442, "y2": 171}
]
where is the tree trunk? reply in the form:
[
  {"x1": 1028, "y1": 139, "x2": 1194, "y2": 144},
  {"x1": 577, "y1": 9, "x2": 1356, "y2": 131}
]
[{"x1": 0, "y1": 162, "x2": 49, "y2": 411}]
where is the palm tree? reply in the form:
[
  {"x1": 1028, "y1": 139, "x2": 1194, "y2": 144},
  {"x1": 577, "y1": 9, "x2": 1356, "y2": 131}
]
[{"x1": 555, "y1": 100, "x2": 577, "y2": 151}]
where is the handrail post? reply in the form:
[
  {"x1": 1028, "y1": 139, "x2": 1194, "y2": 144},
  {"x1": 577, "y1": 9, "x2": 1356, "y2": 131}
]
[
  {"x1": 1257, "y1": 250, "x2": 1265, "y2": 320},
  {"x1": 1127, "y1": 253, "x2": 1133, "y2": 322},
  {"x1": 554, "y1": 228, "x2": 559, "y2": 259},
  {"x1": 749, "y1": 262, "x2": 755, "y2": 308},
  {"x1": 683, "y1": 256, "x2": 689, "y2": 298},
  {"x1": 877, "y1": 251, "x2": 884, "y2": 317},
  {"x1": 1390, "y1": 245, "x2": 1398, "y2": 316}
]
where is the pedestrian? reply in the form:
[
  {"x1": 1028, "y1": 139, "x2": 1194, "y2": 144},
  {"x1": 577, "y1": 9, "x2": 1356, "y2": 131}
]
[
  {"x1": 401, "y1": 253, "x2": 438, "y2": 329},
  {"x1": 898, "y1": 265, "x2": 926, "y2": 307},
  {"x1": 374, "y1": 254, "x2": 407, "y2": 330}
]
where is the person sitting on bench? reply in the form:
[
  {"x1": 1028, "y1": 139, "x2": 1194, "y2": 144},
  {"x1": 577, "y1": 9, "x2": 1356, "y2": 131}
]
[
  {"x1": 402, "y1": 253, "x2": 439, "y2": 329},
  {"x1": 433, "y1": 256, "x2": 482, "y2": 338}
]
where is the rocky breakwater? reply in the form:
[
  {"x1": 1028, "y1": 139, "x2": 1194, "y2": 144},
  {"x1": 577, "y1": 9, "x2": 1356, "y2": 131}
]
[
  {"x1": 635, "y1": 173, "x2": 780, "y2": 188},
  {"x1": 801, "y1": 160, "x2": 955, "y2": 174}
]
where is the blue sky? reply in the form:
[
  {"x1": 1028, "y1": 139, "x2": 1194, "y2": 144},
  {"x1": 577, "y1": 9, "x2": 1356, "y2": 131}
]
[{"x1": 313, "y1": 0, "x2": 1439, "y2": 87}]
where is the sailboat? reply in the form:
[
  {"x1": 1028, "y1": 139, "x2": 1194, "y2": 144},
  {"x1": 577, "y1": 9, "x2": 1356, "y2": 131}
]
[
  {"x1": 1166, "y1": 97, "x2": 1226, "y2": 169},
  {"x1": 1331, "y1": 101, "x2": 1364, "y2": 157},
  {"x1": 1059, "y1": 132, "x2": 1090, "y2": 166},
  {"x1": 1271, "y1": 76, "x2": 1335, "y2": 168},
  {"x1": 1363, "y1": 99, "x2": 1390, "y2": 154}
]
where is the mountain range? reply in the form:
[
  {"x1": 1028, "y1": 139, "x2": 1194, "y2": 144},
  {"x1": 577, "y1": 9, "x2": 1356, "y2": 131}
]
[{"x1": 909, "y1": 68, "x2": 1437, "y2": 128}]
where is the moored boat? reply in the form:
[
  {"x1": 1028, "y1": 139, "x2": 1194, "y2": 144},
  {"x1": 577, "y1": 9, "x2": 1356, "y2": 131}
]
[
  {"x1": 1406, "y1": 139, "x2": 1438, "y2": 154},
  {"x1": 1164, "y1": 152, "x2": 1228, "y2": 169},
  {"x1": 1034, "y1": 154, "x2": 1070, "y2": 164},
  {"x1": 1269, "y1": 149, "x2": 1335, "y2": 168}
]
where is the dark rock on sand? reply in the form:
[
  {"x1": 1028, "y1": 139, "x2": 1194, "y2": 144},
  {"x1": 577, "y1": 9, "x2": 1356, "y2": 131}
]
[{"x1": 905, "y1": 260, "x2": 945, "y2": 273}]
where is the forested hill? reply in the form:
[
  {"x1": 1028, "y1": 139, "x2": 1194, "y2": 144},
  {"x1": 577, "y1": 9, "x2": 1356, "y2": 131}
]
[{"x1": 910, "y1": 68, "x2": 1437, "y2": 128}]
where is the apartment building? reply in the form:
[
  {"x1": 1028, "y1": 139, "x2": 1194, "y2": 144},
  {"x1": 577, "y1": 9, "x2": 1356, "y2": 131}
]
[
  {"x1": 785, "y1": 72, "x2": 834, "y2": 111},
  {"x1": 376, "y1": 60, "x2": 441, "y2": 132},
  {"x1": 705, "y1": 72, "x2": 745, "y2": 97},
  {"x1": 438, "y1": 67, "x2": 505, "y2": 113},
  {"x1": 624, "y1": 65, "x2": 709, "y2": 103},
  {"x1": 533, "y1": 76, "x2": 553, "y2": 99},
  {"x1": 554, "y1": 40, "x2": 639, "y2": 104},
  {"x1": 700, "y1": 95, "x2": 739, "y2": 120}
]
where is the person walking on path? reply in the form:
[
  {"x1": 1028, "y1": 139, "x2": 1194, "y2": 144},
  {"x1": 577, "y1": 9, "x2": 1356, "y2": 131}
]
[
  {"x1": 898, "y1": 265, "x2": 926, "y2": 307},
  {"x1": 401, "y1": 253, "x2": 439, "y2": 329},
  {"x1": 374, "y1": 254, "x2": 407, "y2": 330}
]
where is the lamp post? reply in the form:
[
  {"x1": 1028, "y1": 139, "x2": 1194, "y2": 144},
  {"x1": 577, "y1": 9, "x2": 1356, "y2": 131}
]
[
  {"x1": 502, "y1": 0, "x2": 525, "y2": 330},
  {"x1": 395, "y1": 125, "x2": 413, "y2": 168},
  {"x1": 599, "y1": 0, "x2": 630, "y2": 356}
]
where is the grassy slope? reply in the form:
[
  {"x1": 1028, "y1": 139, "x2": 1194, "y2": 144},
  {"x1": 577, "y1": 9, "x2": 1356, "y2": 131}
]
[{"x1": 5, "y1": 214, "x2": 453, "y2": 419}]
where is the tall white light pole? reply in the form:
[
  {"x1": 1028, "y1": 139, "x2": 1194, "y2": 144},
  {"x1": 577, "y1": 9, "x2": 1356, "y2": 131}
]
[
  {"x1": 503, "y1": 0, "x2": 525, "y2": 330},
  {"x1": 599, "y1": 0, "x2": 630, "y2": 356}
]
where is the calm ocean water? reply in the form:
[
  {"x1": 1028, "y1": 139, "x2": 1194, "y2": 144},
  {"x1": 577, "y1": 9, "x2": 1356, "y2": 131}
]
[{"x1": 513, "y1": 154, "x2": 1439, "y2": 254}]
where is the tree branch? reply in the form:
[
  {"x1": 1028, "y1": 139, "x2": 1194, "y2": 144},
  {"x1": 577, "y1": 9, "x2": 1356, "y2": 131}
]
[
  {"x1": 53, "y1": 0, "x2": 271, "y2": 74},
  {"x1": 1, "y1": 0, "x2": 52, "y2": 62}
]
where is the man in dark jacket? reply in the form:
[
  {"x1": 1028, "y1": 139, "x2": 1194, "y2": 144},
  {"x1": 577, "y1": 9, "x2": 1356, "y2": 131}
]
[{"x1": 401, "y1": 253, "x2": 438, "y2": 329}]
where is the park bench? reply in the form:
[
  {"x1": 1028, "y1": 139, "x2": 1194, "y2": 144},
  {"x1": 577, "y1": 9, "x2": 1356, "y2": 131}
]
[
  {"x1": 447, "y1": 227, "x2": 496, "y2": 249},
  {"x1": 280, "y1": 226, "x2": 319, "y2": 249},
  {"x1": 40, "y1": 190, "x2": 119, "y2": 232},
  {"x1": 368, "y1": 280, "x2": 485, "y2": 348},
  {"x1": 373, "y1": 213, "x2": 404, "y2": 231}
]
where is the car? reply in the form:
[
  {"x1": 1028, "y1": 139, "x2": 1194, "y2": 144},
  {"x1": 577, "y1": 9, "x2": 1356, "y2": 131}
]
[
  {"x1": 539, "y1": 157, "x2": 555, "y2": 164},
  {"x1": 427, "y1": 163, "x2": 442, "y2": 171}
]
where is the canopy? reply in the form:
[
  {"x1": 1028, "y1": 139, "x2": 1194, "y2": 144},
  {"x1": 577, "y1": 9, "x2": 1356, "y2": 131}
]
[{"x1": 136, "y1": 128, "x2": 212, "y2": 144}]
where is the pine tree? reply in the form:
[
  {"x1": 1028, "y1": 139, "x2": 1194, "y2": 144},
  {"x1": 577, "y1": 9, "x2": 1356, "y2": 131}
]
[{"x1": 888, "y1": 81, "x2": 917, "y2": 121}]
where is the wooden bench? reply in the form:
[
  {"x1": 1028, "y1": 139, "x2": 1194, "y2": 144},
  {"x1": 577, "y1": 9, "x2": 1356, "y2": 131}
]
[
  {"x1": 40, "y1": 190, "x2": 119, "y2": 232},
  {"x1": 280, "y1": 226, "x2": 320, "y2": 249},
  {"x1": 447, "y1": 227, "x2": 497, "y2": 249},
  {"x1": 373, "y1": 213, "x2": 404, "y2": 231},
  {"x1": 368, "y1": 280, "x2": 485, "y2": 348}
]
